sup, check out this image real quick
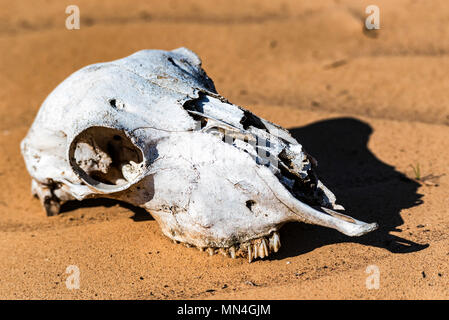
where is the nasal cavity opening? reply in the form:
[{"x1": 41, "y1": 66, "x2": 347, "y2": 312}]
[{"x1": 69, "y1": 127, "x2": 144, "y2": 189}]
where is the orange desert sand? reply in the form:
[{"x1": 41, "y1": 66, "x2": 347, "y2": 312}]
[{"x1": 0, "y1": 0, "x2": 448, "y2": 299}]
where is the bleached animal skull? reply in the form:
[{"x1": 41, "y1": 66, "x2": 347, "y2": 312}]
[{"x1": 21, "y1": 48, "x2": 378, "y2": 262}]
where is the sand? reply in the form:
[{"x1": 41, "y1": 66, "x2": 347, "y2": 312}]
[{"x1": 0, "y1": 0, "x2": 448, "y2": 299}]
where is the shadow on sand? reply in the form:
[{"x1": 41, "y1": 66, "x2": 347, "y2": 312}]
[
  {"x1": 276, "y1": 117, "x2": 428, "y2": 259},
  {"x1": 60, "y1": 198, "x2": 153, "y2": 222}
]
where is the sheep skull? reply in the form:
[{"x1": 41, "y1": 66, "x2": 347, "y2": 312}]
[{"x1": 21, "y1": 48, "x2": 378, "y2": 262}]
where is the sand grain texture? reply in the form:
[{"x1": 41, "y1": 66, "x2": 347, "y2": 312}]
[{"x1": 0, "y1": 0, "x2": 448, "y2": 299}]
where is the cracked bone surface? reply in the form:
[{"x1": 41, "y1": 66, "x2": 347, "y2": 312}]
[{"x1": 21, "y1": 48, "x2": 378, "y2": 261}]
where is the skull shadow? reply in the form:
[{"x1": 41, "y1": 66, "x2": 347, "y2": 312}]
[
  {"x1": 60, "y1": 172, "x2": 156, "y2": 222},
  {"x1": 60, "y1": 198, "x2": 153, "y2": 222},
  {"x1": 275, "y1": 117, "x2": 428, "y2": 259}
]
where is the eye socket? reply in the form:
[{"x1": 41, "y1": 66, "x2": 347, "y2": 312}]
[{"x1": 69, "y1": 126, "x2": 144, "y2": 191}]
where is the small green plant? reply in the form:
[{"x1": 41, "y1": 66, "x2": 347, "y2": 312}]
[
  {"x1": 409, "y1": 163, "x2": 444, "y2": 186},
  {"x1": 410, "y1": 163, "x2": 421, "y2": 180}
]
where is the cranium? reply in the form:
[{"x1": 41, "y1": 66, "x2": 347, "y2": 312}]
[{"x1": 21, "y1": 48, "x2": 378, "y2": 262}]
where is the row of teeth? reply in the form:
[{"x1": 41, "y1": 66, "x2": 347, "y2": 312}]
[{"x1": 178, "y1": 231, "x2": 281, "y2": 263}]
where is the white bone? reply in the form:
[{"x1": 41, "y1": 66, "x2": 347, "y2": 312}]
[{"x1": 21, "y1": 48, "x2": 378, "y2": 259}]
